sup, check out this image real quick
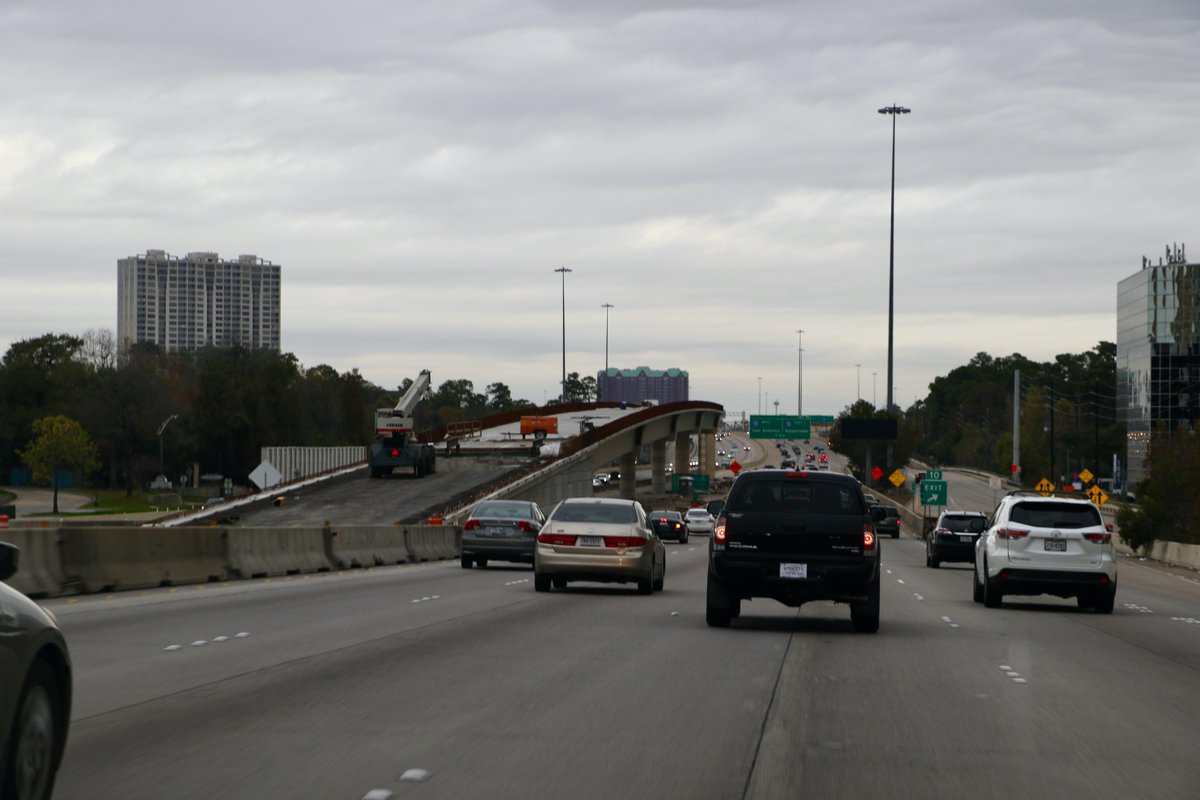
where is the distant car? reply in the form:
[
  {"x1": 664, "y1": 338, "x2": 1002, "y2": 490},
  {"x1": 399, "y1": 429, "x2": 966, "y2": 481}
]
[
  {"x1": 684, "y1": 508, "x2": 715, "y2": 536},
  {"x1": 926, "y1": 511, "x2": 987, "y2": 567},
  {"x1": 872, "y1": 505, "x2": 902, "y2": 539},
  {"x1": 973, "y1": 493, "x2": 1117, "y2": 612},
  {"x1": 534, "y1": 498, "x2": 666, "y2": 593},
  {"x1": 461, "y1": 499, "x2": 546, "y2": 569},
  {"x1": 863, "y1": 493, "x2": 878, "y2": 506},
  {"x1": 1, "y1": 542, "x2": 72, "y2": 800},
  {"x1": 649, "y1": 510, "x2": 687, "y2": 542}
]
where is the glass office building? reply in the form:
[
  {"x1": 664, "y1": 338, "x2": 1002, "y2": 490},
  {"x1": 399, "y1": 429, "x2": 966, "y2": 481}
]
[{"x1": 1116, "y1": 244, "x2": 1200, "y2": 488}]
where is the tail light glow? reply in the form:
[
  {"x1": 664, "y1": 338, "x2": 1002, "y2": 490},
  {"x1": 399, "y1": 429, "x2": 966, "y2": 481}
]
[
  {"x1": 537, "y1": 532, "x2": 578, "y2": 546},
  {"x1": 863, "y1": 523, "x2": 877, "y2": 552},
  {"x1": 1082, "y1": 532, "x2": 1112, "y2": 544},
  {"x1": 517, "y1": 520, "x2": 538, "y2": 533},
  {"x1": 714, "y1": 516, "x2": 727, "y2": 545},
  {"x1": 603, "y1": 536, "x2": 646, "y2": 548},
  {"x1": 996, "y1": 528, "x2": 1029, "y2": 540},
  {"x1": 463, "y1": 519, "x2": 481, "y2": 531}
]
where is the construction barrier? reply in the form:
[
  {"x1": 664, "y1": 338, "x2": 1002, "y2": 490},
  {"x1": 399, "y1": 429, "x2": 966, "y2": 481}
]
[
  {"x1": 2, "y1": 529, "x2": 67, "y2": 598},
  {"x1": 225, "y1": 528, "x2": 333, "y2": 578},
  {"x1": 58, "y1": 527, "x2": 228, "y2": 593},
  {"x1": 327, "y1": 525, "x2": 411, "y2": 568}
]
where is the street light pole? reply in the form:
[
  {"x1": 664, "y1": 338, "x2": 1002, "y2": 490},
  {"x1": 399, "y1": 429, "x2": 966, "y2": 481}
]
[
  {"x1": 796, "y1": 329, "x2": 804, "y2": 417},
  {"x1": 873, "y1": 371, "x2": 877, "y2": 408},
  {"x1": 758, "y1": 377, "x2": 762, "y2": 415},
  {"x1": 855, "y1": 363, "x2": 862, "y2": 401},
  {"x1": 554, "y1": 267, "x2": 572, "y2": 402},
  {"x1": 601, "y1": 303, "x2": 614, "y2": 374},
  {"x1": 878, "y1": 103, "x2": 909, "y2": 418},
  {"x1": 157, "y1": 414, "x2": 178, "y2": 479}
]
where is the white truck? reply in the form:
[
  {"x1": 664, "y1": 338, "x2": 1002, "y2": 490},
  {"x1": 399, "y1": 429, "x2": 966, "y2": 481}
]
[{"x1": 369, "y1": 370, "x2": 437, "y2": 478}]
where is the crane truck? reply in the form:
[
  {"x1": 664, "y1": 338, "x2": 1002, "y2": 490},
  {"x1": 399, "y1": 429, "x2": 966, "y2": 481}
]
[{"x1": 369, "y1": 370, "x2": 438, "y2": 478}]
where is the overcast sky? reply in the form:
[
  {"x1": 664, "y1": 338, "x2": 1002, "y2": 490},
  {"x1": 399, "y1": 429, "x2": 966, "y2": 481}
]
[{"x1": 2, "y1": 0, "x2": 1197, "y2": 419}]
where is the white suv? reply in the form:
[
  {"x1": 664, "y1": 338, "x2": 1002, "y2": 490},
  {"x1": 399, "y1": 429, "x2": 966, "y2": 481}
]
[{"x1": 974, "y1": 492, "x2": 1116, "y2": 613}]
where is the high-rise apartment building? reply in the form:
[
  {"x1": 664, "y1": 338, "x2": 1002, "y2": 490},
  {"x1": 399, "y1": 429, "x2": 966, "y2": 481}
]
[
  {"x1": 1116, "y1": 243, "x2": 1200, "y2": 488},
  {"x1": 117, "y1": 249, "x2": 281, "y2": 353},
  {"x1": 597, "y1": 367, "x2": 689, "y2": 405}
]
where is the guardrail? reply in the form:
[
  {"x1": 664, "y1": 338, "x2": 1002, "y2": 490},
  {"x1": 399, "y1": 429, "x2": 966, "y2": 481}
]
[{"x1": 2, "y1": 524, "x2": 462, "y2": 598}]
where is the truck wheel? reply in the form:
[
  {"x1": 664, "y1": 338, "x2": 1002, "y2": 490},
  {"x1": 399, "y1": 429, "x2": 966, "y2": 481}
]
[
  {"x1": 705, "y1": 572, "x2": 734, "y2": 627},
  {"x1": 851, "y1": 574, "x2": 881, "y2": 633}
]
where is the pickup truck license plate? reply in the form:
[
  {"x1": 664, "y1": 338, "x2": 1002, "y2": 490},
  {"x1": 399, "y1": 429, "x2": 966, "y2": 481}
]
[
  {"x1": 959, "y1": 535, "x2": 973, "y2": 543},
  {"x1": 578, "y1": 536, "x2": 603, "y2": 547},
  {"x1": 1044, "y1": 539, "x2": 1067, "y2": 552},
  {"x1": 780, "y1": 563, "x2": 807, "y2": 579}
]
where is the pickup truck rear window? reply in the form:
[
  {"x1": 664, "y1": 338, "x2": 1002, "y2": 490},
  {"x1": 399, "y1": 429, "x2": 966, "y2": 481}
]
[{"x1": 727, "y1": 480, "x2": 863, "y2": 516}]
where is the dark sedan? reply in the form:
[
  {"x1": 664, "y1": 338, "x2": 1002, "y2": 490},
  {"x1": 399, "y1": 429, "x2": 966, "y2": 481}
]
[
  {"x1": 461, "y1": 500, "x2": 546, "y2": 568},
  {"x1": 649, "y1": 510, "x2": 688, "y2": 542},
  {"x1": 871, "y1": 505, "x2": 902, "y2": 538},
  {"x1": 926, "y1": 510, "x2": 987, "y2": 567},
  {"x1": 1, "y1": 541, "x2": 73, "y2": 800}
]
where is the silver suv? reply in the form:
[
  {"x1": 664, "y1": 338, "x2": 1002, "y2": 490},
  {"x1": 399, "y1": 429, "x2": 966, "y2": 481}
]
[{"x1": 973, "y1": 493, "x2": 1116, "y2": 612}]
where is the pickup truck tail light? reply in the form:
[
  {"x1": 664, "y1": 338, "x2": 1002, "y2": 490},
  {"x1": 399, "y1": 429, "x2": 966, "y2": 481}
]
[
  {"x1": 863, "y1": 523, "x2": 877, "y2": 553},
  {"x1": 537, "y1": 532, "x2": 578, "y2": 546},
  {"x1": 996, "y1": 528, "x2": 1029, "y2": 540},
  {"x1": 714, "y1": 516, "x2": 727, "y2": 547}
]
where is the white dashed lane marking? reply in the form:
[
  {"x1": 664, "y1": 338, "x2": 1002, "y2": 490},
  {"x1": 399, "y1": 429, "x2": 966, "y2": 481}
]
[
  {"x1": 1123, "y1": 603, "x2": 1153, "y2": 614},
  {"x1": 164, "y1": 631, "x2": 250, "y2": 653},
  {"x1": 999, "y1": 665, "x2": 1028, "y2": 684},
  {"x1": 504, "y1": 579, "x2": 530, "y2": 586}
]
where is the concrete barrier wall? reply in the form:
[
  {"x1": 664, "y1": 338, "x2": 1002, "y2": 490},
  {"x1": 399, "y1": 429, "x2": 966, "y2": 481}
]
[
  {"x1": 58, "y1": 527, "x2": 227, "y2": 593},
  {"x1": 327, "y1": 525, "x2": 411, "y2": 568},
  {"x1": 2, "y1": 529, "x2": 67, "y2": 598},
  {"x1": 225, "y1": 528, "x2": 332, "y2": 578}
]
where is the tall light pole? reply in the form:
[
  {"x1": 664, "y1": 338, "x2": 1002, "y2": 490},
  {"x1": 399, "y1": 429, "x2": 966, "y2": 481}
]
[
  {"x1": 157, "y1": 413, "x2": 178, "y2": 479},
  {"x1": 796, "y1": 329, "x2": 804, "y2": 417},
  {"x1": 601, "y1": 303, "x2": 614, "y2": 374},
  {"x1": 855, "y1": 363, "x2": 862, "y2": 401},
  {"x1": 554, "y1": 266, "x2": 572, "y2": 402},
  {"x1": 872, "y1": 371, "x2": 877, "y2": 408},
  {"x1": 878, "y1": 103, "x2": 909, "y2": 419},
  {"x1": 757, "y1": 376, "x2": 763, "y2": 415}
]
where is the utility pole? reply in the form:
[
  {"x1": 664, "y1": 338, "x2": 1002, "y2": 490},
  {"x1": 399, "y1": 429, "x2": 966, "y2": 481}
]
[
  {"x1": 1013, "y1": 369, "x2": 1021, "y2": 485},
  {"x1": 554, "y1": 267, "x2": 572, "y2": 402},
  {"x1": 796, "y1": 329, "x2": 804, "y2": 417}
]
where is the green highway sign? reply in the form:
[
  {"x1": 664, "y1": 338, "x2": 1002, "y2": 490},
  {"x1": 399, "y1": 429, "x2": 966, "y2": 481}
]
[
  {"x1": 925, "y1": 469, "x2": 943, "y2": 480},
  {"x1": 750, "y1": 415, "x2": 811, "y2": 439},
  {"x1": 920, "y1": 479, "x2": 948, "y2": 506}
]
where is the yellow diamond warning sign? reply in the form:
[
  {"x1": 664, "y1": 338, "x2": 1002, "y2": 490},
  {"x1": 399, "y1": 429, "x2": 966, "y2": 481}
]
[
  {"x1": 1036, "y1": 478, "x2": 1055, "y2": 496},
  {"x1": 1079, "y1": 468, "x2": 1094, "y2": 484},
  {"x1": 889, "y1": 469, "x2": 906, "y2": 488},
  {"x1": 1087, "y1": 484, "x2": 1109, "y2": 507}
]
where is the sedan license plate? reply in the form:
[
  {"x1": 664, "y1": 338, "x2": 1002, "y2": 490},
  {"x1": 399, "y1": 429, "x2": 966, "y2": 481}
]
[
  {"x1": 959, "y1": 535, "x2": 974, "y2": 543},
  {"x1": 578, "y1": 536, "x2": 603, "y2": 547},
  {"x1": 1044, "y1": 539, "x2": 1068, "y2": 552},
  {"x1": 779, "y1": 563, "x2": 808, "y2": 579},
  {"x1": 487, "y1": 527, "x2": 508, "y2": 536}
]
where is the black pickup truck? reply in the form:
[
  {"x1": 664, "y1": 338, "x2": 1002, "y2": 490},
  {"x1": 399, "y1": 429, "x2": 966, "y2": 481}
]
[{"x1": 707, "y1": 470, "x2": 881, "y2": 632}]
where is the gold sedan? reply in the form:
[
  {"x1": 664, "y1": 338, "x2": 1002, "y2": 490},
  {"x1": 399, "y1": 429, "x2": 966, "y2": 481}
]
[{"x1": 534, "y1": 498, "x2": 666, "y2": 594}]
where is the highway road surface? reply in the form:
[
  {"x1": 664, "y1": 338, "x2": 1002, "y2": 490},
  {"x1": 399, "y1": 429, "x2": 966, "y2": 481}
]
[{"x1": 47, "y1": 522, "x2": 1200, "y2": 800}]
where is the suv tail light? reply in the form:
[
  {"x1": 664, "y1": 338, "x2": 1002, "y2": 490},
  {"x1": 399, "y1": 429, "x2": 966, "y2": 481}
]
[
  {"x1": 1082, "y1": 532, "x2": 1112, "y2": 544},
  {"x1": 537, "y1": 532, "x2": 577, "y2": 546},
  {"x1": 996, "y1": 528, "x2": 1029, "y2": 540},
  {"x1": 602, "y1": 536, "x2": 646, "y2": 548},
  {"x1": 863, "y1": 522, "x2": 877, "y2": 553},
  {"x1": 517, "y1": 520, "x2": 538, "y2": 533},
  {"x1": 464, "y1": 519, "x2": 481, "y2": 531}
]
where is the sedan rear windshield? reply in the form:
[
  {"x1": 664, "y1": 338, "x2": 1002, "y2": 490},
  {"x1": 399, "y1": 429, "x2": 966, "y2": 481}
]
[
  {"x1": 1010, "y1": 502, "x2": 1101, "y2": 529},
  {"x1": 553, "y1": 503, "x2": 638, "y2": 524},
  {"x1": 727, "y1": 479, "x2": 864, "y2": 515},
  {"x1": 474, "y1": 503, "x2": 532, "y2": 518}
]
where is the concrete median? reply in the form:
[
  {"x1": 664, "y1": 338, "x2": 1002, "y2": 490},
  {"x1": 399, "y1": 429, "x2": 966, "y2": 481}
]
[
  {"x1": 58, "y1": 527, "x2": 228, "y2": 593},
  {"x1": 2, "y1": 528, "x2": 67, "y2": 598},
  {"x1": 225, "y1": 527, "x2": 333, "y2": 578},
  {"x1": 327, "y1": 525, "x2": 411, "y2": 568},
  {"x1": 402, "y1": 525, "x2": 460, "y2": 561}
]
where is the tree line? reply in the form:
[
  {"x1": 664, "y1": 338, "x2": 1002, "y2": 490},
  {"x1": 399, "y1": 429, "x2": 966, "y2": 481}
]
[{"x1": 0, "y1": 330, "x2": 597, "y2": 495}]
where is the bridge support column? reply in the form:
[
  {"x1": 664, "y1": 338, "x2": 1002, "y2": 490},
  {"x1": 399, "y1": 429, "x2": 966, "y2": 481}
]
[
  {"x1": 619, "y1": 452, "x2": 637, "y2": 499},
  {"x1": 674, "y1": 432, "x2": 690, "y2": 476},
  {"x1": 650, "y1": 440, "x2": 667, "y2": 494},
  {"x1": 701, "y1": 429, "x2": 718, "y2": 481}
]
